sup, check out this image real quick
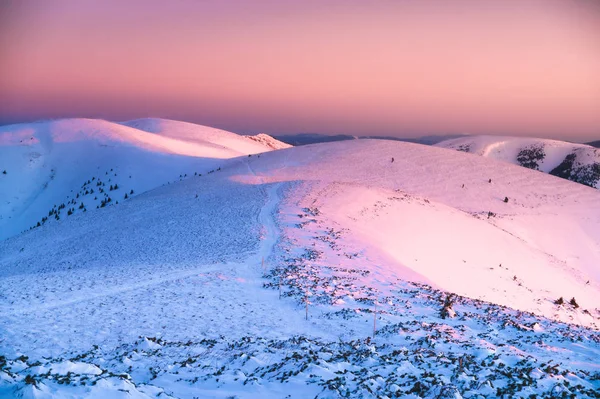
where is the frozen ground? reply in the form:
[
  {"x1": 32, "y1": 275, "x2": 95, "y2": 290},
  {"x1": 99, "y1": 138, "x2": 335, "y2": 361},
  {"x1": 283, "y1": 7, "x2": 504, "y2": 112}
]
[{"x1": 0, "y1": 132, "x2": 599, "y2": 398}]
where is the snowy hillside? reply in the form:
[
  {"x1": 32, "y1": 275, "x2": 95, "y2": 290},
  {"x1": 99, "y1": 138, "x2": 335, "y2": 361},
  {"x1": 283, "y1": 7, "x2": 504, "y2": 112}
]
[
  {"x1": 0, "y1": 118, "x2": 288, "y2": 240},
  {"x1": 120, "y1": 118, "x2": 290, "y2": 152},
  {"x1": 1, "y1": 139, "x2": 599, "y2": 398},
  {"x1": 435, "y1": 135, "x2": 600, "y2": 188}
]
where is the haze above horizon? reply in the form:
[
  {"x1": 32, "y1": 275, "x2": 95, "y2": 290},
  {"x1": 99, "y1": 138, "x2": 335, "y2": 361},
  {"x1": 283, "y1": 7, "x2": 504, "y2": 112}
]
[{"x1": 1, "y1": 0, "x2": 599, "y2": 141}]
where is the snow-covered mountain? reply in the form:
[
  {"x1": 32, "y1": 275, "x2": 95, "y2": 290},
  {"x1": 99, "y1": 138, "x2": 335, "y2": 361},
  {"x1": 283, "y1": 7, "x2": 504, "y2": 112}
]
[
  {"x1": 435, "y1": 135, "x2": 600, "y2": 188},
  {"x1": 0, "y1": 118, "x2": 289, "y2": 240},
  {"x1": 1, "y1": 136, "x2": 599, "y2": 398},
  {"x1": 120, "y1": 118, "x2": 290, "y2": 152}
]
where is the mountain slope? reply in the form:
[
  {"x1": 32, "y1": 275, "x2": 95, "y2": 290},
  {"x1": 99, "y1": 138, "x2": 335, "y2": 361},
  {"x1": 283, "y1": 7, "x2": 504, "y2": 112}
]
[
  {"x1": 120, "y1": 118, "x2": 290, "y2": 153},
  {"x1": 236, "y1": 140, "x2": 600, "y2": 324},
  {"x1": 1, "y1": 139, "x2": 599, "y2": 398},
  {"x1": 0, "y1": 118, "x2": 288, "y2": 240},
  {"x1": 435, "y1": 135, "x2": 600, "y2": 188}
]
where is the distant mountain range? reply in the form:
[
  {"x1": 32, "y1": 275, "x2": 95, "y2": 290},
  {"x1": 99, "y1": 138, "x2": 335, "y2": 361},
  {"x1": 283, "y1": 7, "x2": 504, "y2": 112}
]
[
  {"x1": 274, "y1": 132, "x2": 600, "y2": 149},
  {"x1": 273, "y1": 133, "x2": 467, "y2": 146},
  {"x1": 586, "y1": 140, "x2": 600, "y2": 148}
]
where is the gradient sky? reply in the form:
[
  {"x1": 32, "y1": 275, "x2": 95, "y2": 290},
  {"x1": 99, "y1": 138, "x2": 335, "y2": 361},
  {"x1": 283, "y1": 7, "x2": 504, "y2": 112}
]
[{"x1": 1, "y1": 0, "x2": 599, "y2": 140}]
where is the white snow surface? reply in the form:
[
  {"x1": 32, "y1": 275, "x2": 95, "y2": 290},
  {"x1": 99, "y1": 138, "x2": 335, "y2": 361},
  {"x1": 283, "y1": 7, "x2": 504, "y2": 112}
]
[
  {"x1": 1, "y1": 136, "x2": 599, "y2": 398},
  {"x1": 435, "y1": 135, "x2": 600, "y2": 188},
  {"x1": 0, "y1": 118, "x2": 288, "y2": 240}
]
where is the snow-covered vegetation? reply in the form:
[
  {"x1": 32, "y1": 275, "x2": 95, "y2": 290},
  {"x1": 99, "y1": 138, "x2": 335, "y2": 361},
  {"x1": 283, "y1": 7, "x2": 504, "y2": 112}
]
[
  {"x1": 1, "y1": 123, "x2": 599, "y2": 398},
  {"x1": 436, "y1": 136, "x2": 600, "y2": 189}
]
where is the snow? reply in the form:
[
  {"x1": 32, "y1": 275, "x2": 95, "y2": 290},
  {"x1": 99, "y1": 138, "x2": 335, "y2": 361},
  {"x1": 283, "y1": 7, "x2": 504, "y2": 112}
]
[
  {"x1": 0, "y1": 118, "x2": 288, "y2": 240},
  {"x1": 1, "y1": 131, "x2": 599, "y2": 398},
  {"x1": 120, "y1": 118, "x2": 290, "y2": 153},
  {"x1": 237, "y1": 140, "x2": 600, "y2": 321},
  {"x1": 435, "y1": 135, "x2": 600, "y2": 188}
]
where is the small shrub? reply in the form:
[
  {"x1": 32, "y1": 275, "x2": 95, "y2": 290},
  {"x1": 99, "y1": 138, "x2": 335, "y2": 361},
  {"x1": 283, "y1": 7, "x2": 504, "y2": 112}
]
[
  {"x1": 24, "y1": 375, "x2": 37, "y2": 386},
  {"x1": 554, "y1": 297, "x2": 564, "y2": 305},
  {"x1": 440, "y1": 294, "x2": 456, "y2": 319},
  {"x1": 569, "y1": 297, "x2": 579, "y2": 308}
]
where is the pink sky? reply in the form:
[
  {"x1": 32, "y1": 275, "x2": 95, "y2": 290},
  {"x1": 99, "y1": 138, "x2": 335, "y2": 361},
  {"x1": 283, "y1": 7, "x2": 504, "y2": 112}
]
[{"x1": 1, "y1": 0, "x2": 599, "y2": 140}]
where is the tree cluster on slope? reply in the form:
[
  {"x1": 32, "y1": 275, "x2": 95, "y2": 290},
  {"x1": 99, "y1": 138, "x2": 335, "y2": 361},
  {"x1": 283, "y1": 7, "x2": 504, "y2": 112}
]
[{"x1": 516, "y1": 145, "x2": 546, "y2": 170}]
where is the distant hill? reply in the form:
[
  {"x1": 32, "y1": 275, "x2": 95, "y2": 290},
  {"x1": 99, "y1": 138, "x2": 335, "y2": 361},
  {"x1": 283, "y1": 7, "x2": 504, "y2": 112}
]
[{"x1": 436, "y1": 135, "x2": 600, "y2": 189}]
